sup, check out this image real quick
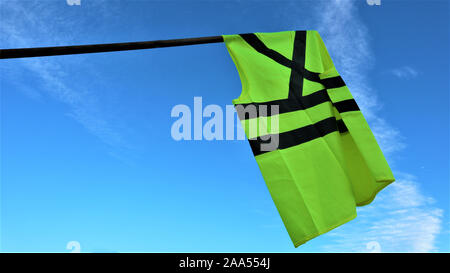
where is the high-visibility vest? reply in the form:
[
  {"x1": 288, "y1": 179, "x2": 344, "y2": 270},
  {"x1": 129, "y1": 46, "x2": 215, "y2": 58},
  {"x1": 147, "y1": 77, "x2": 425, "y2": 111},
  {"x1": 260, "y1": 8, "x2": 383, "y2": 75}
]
[{"x1": 223, "y1": 30, "x2": 395, "y2": 247}]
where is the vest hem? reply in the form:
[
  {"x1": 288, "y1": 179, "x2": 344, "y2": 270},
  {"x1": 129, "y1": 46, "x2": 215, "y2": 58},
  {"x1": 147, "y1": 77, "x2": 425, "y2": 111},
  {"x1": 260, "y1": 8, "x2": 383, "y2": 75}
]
[
  {"x1": 293, "y1": 212, "x2": 357, "y2": 248},
  {"x1": 356, "y1": 178, "x2": 395, "y2": 207}
]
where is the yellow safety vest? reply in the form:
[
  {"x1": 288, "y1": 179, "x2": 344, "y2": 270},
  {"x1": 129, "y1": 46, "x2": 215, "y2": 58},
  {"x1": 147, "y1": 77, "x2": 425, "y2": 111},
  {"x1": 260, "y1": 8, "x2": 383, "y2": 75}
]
[{"x1": 223, "y1": 30, "x2": 395, "y2": 247}]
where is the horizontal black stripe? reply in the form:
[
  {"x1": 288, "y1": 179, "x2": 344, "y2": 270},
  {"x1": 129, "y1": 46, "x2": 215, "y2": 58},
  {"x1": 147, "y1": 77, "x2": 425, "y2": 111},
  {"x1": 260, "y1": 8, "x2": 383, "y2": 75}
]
[
  {"x1": 248, "y1": 117, "x2": 342, "y2": 156},
  {"x1": 321, "y1": 76, "x2": 346, "y2": 89},
  {"x1": 235, "y1": 89, "x2": 331, "y2": 119},
  {"x1": 301, "y1": 89, "x2": 330, "y2": 108},
  {"x1": 334, "y1": 99, "x2": 360, "y2": 113}
]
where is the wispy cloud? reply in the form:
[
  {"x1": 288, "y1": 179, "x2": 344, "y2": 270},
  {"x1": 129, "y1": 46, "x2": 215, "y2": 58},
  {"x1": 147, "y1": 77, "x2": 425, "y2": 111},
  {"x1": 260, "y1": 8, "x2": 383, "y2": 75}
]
[
  {"x1": 313, "y1": 0, "x2": 403, "y2": 156},
  {"x1": 389, "y1": 66, "x2": 419, "y2": 79},
  {"x1": 313, "y1": 0, "x2": 443, "y2": 252},
  {"x1": 1, "y1": 1, "x2": 130, "y2": 151},
  {"x1": 322, "y1": 174, "x2": 443, "y2": 252}
]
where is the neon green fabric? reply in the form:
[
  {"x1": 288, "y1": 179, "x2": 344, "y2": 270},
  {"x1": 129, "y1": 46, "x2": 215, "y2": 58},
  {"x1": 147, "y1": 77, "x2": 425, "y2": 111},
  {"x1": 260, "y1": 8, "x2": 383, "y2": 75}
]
[{"x1": 223, "y1": 30, "x2": 395, "y2": 247}]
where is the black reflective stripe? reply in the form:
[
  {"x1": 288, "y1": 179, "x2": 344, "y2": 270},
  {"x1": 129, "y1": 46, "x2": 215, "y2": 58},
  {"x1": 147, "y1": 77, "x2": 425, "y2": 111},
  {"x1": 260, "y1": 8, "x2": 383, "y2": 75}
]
[
  {"x1": 334, "y1": 99, "x2": 360, "y2": 113},
  {"x1": 239, "y1": 32, "x2": 309, "y2": 79},
  {"x1": 235, "y1": 99, "x2": 293, "y2": 120},
  {"x1": 301, "y1": 89, "x2": 330, "y2": 108},
  {"x1": 289, "y1": 31, "x2": 307, "y2": 99},
  {"x1": 321, "y1": 76, "x2": 346, "y2": 89},
  {"x1": 239, "y1": 33, "x2": 294, "y2": 70},
  {"x1": 336, "y1": 119, "x2": 349, "y2": 133},
  {"x1": 302, "y1": 69, "x2": 321, "y2": 83},
  {"x1": 248, "y1": 117, "x2": 341, "y2": 156},
  {"x1": 235, "y1": 89, "x2": 330, "y2": 119}
]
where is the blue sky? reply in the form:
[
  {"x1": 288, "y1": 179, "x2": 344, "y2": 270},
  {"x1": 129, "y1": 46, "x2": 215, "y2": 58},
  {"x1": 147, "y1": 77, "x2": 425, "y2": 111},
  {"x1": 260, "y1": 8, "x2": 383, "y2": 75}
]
[{"x1": 0, "y1": 0, "x2": 448, "y2": 252}]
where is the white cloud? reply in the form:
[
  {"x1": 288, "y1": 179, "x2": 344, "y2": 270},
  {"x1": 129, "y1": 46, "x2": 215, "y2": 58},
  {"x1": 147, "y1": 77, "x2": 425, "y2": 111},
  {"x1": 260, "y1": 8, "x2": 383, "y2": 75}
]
[
  {"x1": 313, "y1": 0, "x2": 444, "y2": 252},
  {"x1": 390, "y1": 66, "x2": 419, "y2": 79},
  {"x1": 370, "y1": 117, "x2": 405, "y2": 155},
  {"x1": 321, "y1": 175, "x2": 443, "y2": 252},
  {"x1": 312, "y1": 0, "x2": 405, "y2": 157}
]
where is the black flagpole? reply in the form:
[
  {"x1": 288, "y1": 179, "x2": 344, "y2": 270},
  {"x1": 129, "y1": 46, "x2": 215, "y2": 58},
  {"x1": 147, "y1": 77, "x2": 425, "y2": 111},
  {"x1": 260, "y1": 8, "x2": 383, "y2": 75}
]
[{"x1": 0, "y1": 35, "x2": 224, "y2": 59}]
